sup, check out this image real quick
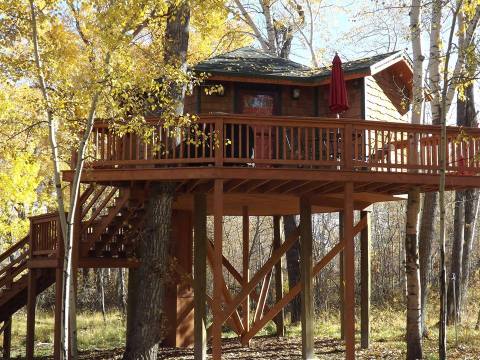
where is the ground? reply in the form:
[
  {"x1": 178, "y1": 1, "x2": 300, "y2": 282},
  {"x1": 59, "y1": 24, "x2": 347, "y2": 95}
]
[{"x1": 3, "y1": 306, "x2": 480, "y2": 359}]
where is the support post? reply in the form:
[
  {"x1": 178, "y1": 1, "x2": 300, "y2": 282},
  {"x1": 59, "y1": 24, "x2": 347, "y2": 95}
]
[
  {"x1": 343, "y1": 182, "x2": 356, "y2": 360},
  {"x1": 360, "y1": 210, "x2": 371, "y2": 349},
  {"x1": 3, "y1": 317, "x2": 11, "y2": 359},
  {"x1": 300, "y1": 197, "x2": 314, "y2": 359},
  {"x1": 54, "y1": 267, "x2": 63, "y2": 360},
  {"x1": 241, "y1": 206, "x2": 250, "y2": 346},
  {"x1": 273, "y1": 215, "x2": 285, "y2": 337},
  {"x1": 339, "y1": 212, "x2": 345, "y2": 341},
  {"x1": 26, "y1": 270, "x2": 37, "y2": 360},
  {"x1": 194, "y1": 193, "x2": 207, "y2": 360},
  {"x1": 212, "y1": 180, "x2": 224, "y2": 360}
]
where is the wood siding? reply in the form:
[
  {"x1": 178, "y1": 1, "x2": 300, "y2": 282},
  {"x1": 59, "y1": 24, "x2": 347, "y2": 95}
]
[
  {"x1": 280, "y1": 86, "x2": 315, "y2": 117},
  {"x1": 185, "y1": 74, "x2": 409, "y2": 124},
  {"x1": 316, "y1": 80, "x2": 363, "y2": 119},
  {"x1": 364, "y1": 70, "x2": 410, "y2": 123}
]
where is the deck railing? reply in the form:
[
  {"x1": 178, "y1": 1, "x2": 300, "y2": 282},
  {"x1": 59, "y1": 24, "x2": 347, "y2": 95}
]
[
  {"x1": 0, "y1": 237, "x2": 29, "y2": 289},
  {"x1": 86, "y1": 115, "x2": 480, "y2": 175},
  {"x1": 29, "y1": 213, "x2": 63, "y2": 259}
]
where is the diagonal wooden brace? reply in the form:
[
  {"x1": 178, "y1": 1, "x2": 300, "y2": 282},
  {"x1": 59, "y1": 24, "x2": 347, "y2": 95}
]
[
  {"x1": 207, "y1": 242, "x2": 245, "y2": 335},
  {"x1": 241, "y1": 217, "x2": 368, "y2": 343},
  {"x1": 219, "y1": 226, "x2": 300, "y2": 327}
]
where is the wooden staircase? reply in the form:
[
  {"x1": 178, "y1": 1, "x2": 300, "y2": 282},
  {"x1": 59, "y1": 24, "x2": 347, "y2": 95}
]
[{"x1": 0, "y1": 184, "x2": 146, "y2": 357}]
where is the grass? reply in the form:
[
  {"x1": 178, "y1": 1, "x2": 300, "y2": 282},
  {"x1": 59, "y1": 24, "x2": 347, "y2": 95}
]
[
  {"x1": 6, "y1": 311, "x2": 125, "y2": 358},
  {"x1": 3, "y1": 305, "x2": 480, "y2": 359}
]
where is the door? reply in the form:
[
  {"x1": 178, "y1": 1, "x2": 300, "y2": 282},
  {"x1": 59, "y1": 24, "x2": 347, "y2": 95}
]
[{"x1": 238, "y1": 89, "x2": 279, "y2": 163}]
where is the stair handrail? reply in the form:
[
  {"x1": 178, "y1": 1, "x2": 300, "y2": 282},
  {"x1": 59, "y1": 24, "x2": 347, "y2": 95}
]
[
  {"x1": 0, "y1": 236, "x2": 29, "y2": 288},
  {"x1": 0, "y1": 236, "x2": 29, "y2": 264}
]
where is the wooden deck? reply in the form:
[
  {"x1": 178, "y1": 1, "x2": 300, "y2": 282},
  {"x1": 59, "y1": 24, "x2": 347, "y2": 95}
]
[
  {"x1": 4, "y1": 115, "x2": 480, "y2": 360},
  {"x1": 62, "y1": 115, "x2": 480, "y2": 215}
]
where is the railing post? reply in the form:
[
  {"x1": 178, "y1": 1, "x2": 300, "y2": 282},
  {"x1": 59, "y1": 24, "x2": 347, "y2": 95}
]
[
  {"x1": 344, "y1": 124, "x2": 353, "y2": 171},
  {"x1": 29, "y1": 218, "x2": 35, "y2": 262},
  {"x1": 215, "y1": 118, "x2": 224, "y2": 166}
]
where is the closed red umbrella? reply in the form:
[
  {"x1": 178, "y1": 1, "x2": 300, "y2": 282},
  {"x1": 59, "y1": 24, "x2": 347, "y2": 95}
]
[{"x1": 329, "y1": 53, "x2": 349, "y2": 116}]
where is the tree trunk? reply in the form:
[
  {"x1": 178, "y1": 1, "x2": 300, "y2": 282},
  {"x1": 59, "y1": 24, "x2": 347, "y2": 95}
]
[
  {"x1": 418, "y1": 192, "x2": 436, "y2": 336},
  {"x1": 447, "y1": 191, "x2": 464, "y2": 324},
  {"x1": 118, "y1": 268, "x2": 127, "y2": 315},
  {"x1": 283, "y1": 214, "x2": 301, "y2": 324},
  {"x1": 124, "y1": 2, "x2": 189, "y2": 358},
  {"x1": 476, "y1": 307, "x2": 480, "y2": 330},
  {"x1": 460, "y1": 188, "x2": 479, "y2": 313},
  {"x1": 123, "y1": 183, "x2": 176, "y2": 360},
  {"x1": 405, "y1": 188, "x2": 423, "y2": 360},
  {"x1": 458, "y1": 82, "x2": 478, "y2": 318},
  {"x1": 96, "y1": 269, "x2": 107, "y2": 322}
]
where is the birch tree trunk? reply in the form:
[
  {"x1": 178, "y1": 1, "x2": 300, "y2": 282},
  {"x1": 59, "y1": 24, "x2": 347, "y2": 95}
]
[
  {"x1": 404, "y1": 3, "x2": 424, "y2": 357},
  {"x1": 446, "y1": 191, "x2": 464, "y2": 324},
  {"x1": 418, "y1": 0, "x2": 442, "y2": 338},
  {"x1": 118, "y1": 269, "x2": 127, "y2": 315},
  {"x1": 29, "y1": 2, "x2": 109, "y2": 358},
  {"x1": 419, "y1": 192, "x2": 435, "y2": 335},
  {"x1": 405, "y1": 187, "x2": 423, "y2": 360},
  {"x1": 284, "y1": 215, "x2": 301, "y2": 323}
]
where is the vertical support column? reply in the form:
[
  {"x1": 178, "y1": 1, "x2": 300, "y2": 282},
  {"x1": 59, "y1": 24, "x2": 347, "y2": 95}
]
[
  {"x1": 273, "y1": 215, "x2": 285, "y2": 337},
  {"x1": 339, "y1": 212, "x2": 345, "y2": 341},
  {"x1": 194, "y1": 194, "x2": 207, "y2": 360},
  {"x1": 212, "y1": 180, "x2": 224, "y2": 360},
  {"x1": 360, "y1": 210, "x2": 371, "y2": 349},
  {"x1": 54, "y1": 267, "x2": 63, "y2": 360},
  {"x1": 343, "y1": 182, "x2": 355, "y2": 360},
  {"x1": 241, "y1": 206, "x2": 250, "y2": 346},
  {"x1": 3, "y1": 317, "x2": 11, "y2": 359},
  {"x1": 26, "y1": 270, "x2": 37, "y2": 360},
  {"x1": 300, "y1": 197, "x2": 314, "y2": 360}
]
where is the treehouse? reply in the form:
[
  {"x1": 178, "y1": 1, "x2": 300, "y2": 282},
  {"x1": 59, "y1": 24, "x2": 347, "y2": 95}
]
[{"x1": 1, "y1": 47, "x2": 480, "y2": 360}]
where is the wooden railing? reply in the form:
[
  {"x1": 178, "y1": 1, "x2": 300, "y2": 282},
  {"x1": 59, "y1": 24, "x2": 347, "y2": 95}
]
[
  {"x1": 0, "y1": 237, "x2": 29, "y2": 289},
  {"x1": 29, "y1": 213, "x2": 63, "y2": 259},
  {"x1": 86, "y1": 115, "x2": 480, "y2": 175}
]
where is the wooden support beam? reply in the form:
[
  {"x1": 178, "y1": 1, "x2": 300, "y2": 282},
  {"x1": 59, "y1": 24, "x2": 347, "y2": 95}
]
[
  {"x1": 300, "y1": 197, "x2": 314, "y2": 360},
  {"x1": 194, "y1": 193, "x2": 207, "y2": 360},
  {"x1": 241, "y1": 206, "x2": 250, "y2": 346},
  {"x1": 360, "y1": 210, "x2": 371, "y2": 349},
  {"x1": 253, "y1": 270, "x2": 272, "y2": 324},
  {"x1": 343, "y1": 182, "x2": 356, "y2": 360},
  {"x1": 212, "y1": 179, "x2": 223, "y2": 360},
  {"x1": 273, "y1": 216, "x2": 285, "y2": 337},
  {"x1": 26, "y1": 270, "x2": 37, "y2": 360},
  {"x1": 3, "y1": 317, "x2": 11, "y2": 360},
  {"x1": 339, "y1": 212, "x2": 345, "y2": 341}
]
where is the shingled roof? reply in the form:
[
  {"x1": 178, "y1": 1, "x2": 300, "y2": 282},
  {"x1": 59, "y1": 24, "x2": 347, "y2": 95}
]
[
  {"x1": 193, "y1": 47, "x2": 411, "y2": 83},
  {"x1": 193, "y1": 47, "x2": 315, "y2": 79}
]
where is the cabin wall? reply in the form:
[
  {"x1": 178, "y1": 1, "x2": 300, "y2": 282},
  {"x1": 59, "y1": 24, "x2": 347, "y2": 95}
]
[
  {"x1": 184, "y1": 76, "x2": 408, "y2": 123},
  {"x1": 364, "y1": 71, "x2": 410, "y2": 123},
  {"x1": 184, "y1": 82, "x2": 235, "y2": 114},
  {"x1": 280, "y1": 86, "x2": 316, "y2": 117},
  {"x1": 316, "y1": 79, "x2": 363, "y2": 119}
]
